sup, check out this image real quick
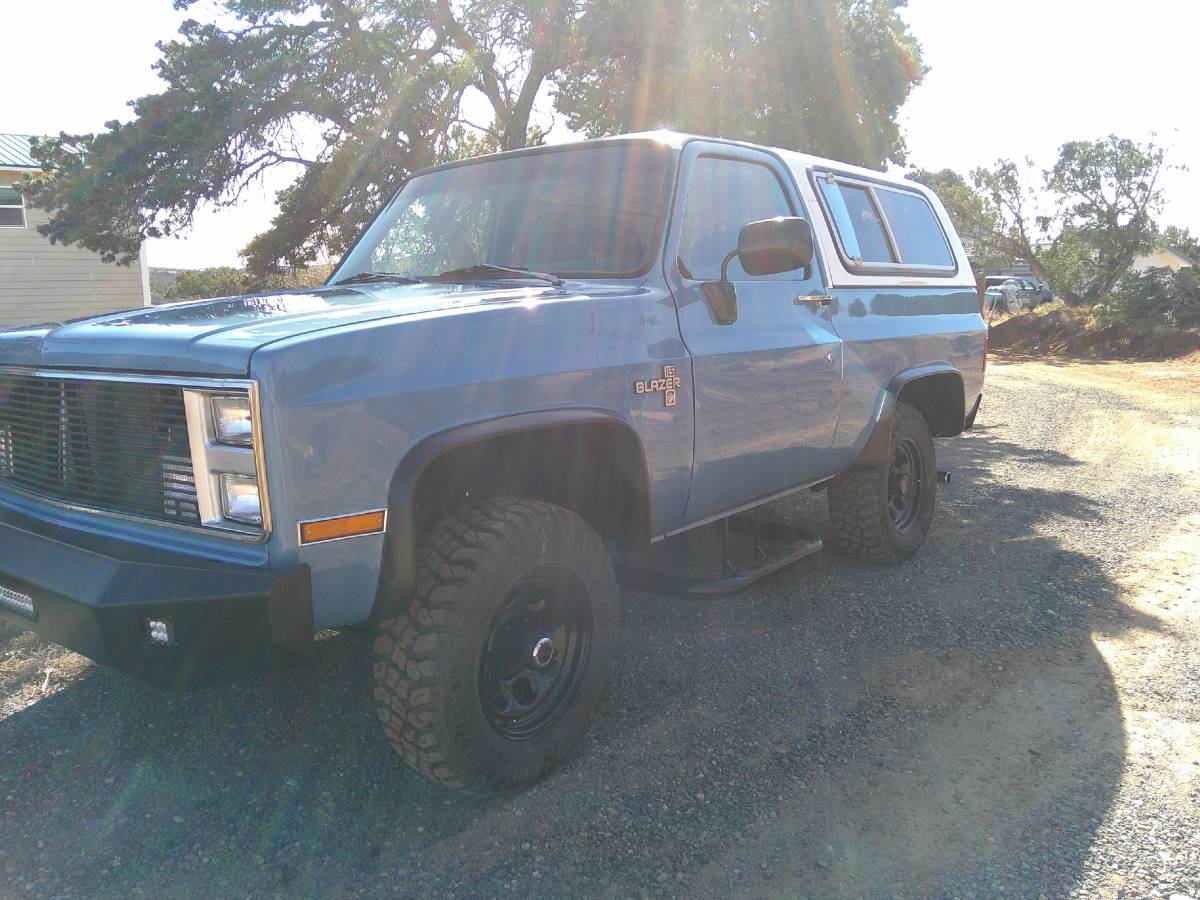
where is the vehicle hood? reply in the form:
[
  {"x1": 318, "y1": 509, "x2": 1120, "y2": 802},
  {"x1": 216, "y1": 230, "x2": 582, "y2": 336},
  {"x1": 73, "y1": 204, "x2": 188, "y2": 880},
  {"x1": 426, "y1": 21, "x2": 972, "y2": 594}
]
[{"x1": 0, "y1": 281, "x2": 566, "y2": 376}]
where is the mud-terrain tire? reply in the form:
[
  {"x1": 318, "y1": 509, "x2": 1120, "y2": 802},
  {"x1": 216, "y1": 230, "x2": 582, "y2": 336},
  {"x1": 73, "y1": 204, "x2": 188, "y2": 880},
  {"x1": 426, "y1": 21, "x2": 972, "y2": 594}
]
[
  {"x1": 373, "y1": 497, "x2": 620, "y2": 796},
  {"x1": 828, "y1": 402, "x2": 937, "y2": 563}
]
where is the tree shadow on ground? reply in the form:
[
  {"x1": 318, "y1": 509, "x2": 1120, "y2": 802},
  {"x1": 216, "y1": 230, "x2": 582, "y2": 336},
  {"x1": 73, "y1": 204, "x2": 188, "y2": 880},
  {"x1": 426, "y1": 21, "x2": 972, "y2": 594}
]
[{"x1": 0, "y1": 426, "x2": 1160, "y2": 898}]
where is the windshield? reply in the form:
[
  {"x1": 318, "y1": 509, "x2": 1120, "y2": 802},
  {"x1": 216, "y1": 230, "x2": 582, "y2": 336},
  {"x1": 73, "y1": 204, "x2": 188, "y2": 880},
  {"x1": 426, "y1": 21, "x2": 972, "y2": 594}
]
[{"x1": 332, "y1": 142, "x2": 673, "y2": 282}]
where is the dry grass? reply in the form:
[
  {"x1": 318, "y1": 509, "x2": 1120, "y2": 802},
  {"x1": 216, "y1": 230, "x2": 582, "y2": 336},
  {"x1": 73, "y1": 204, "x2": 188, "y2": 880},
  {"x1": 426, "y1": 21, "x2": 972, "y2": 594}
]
[
  {"x1": 990, "y1": 304, "x2": 1200, "y2": 360},
  {"x1": 0, "y1": 621, "x2": 90, "y2": 717}
]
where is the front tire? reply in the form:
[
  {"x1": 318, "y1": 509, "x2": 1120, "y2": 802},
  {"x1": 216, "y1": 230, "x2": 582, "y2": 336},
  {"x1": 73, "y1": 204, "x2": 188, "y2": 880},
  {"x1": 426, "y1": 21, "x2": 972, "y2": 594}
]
[
  {"x1": 373, "y1": 497, "x2": 620, "y2": 796},
  {"x1": 828, "y1": 402, "x2": 937, "y2": 563}
]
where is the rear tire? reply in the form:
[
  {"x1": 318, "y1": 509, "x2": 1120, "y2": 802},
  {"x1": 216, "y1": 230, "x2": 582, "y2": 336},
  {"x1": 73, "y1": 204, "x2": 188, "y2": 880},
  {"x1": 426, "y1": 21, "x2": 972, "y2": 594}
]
[
  {"x1": 828, "y1": 402, "x2": 937, "y2": 563},
  {"x1": 373, "y1": 497, "x2": 620, "y2": 796}
]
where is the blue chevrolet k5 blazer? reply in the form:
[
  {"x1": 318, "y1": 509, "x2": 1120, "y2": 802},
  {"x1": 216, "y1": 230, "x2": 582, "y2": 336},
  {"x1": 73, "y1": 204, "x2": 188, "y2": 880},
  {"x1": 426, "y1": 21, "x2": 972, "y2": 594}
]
[{"x1": 0, "y1": 131, "x2": 986, "y2": 794}]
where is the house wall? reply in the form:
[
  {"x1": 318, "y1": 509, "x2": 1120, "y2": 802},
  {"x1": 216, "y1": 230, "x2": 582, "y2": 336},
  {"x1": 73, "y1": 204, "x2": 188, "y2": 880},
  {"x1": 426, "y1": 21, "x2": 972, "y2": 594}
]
[
  {"x1": 1131, "y1": 248, "x2": 1194, "y2": 274},
  {"x1": 0, "y1": 170, "x2": 149, "y2": 327}
]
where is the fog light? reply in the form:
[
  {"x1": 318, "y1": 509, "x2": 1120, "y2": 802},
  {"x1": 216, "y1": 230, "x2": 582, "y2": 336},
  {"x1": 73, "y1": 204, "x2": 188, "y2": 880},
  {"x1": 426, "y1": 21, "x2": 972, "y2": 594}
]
[
  {"x1": 220, "y1": 474, "x2": 262, "y2": 526},
  {"x1": 145, "y1": 618, "x2": 174, "y2": 645}
]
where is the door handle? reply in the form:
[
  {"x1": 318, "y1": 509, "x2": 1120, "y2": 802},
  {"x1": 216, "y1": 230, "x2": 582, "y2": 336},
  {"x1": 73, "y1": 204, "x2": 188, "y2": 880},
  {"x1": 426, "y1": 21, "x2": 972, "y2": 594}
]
[{"x1": 796, "y1": 293, "x2": 834, "y2": 307}]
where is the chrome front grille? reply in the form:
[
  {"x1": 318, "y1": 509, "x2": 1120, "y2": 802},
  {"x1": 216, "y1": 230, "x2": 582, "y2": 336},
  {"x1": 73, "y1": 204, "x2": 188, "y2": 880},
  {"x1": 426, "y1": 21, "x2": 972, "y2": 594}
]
[{"x1": 0, "y1": 372, "x2": 201, "y2": 525}]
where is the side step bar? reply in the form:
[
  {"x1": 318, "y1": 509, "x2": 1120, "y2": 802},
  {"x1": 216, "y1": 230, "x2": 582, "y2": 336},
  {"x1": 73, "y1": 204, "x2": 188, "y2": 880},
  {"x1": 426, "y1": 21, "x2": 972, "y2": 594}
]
[{"x1": 615, "y1": 510, "x2": 822, "y2": 600}]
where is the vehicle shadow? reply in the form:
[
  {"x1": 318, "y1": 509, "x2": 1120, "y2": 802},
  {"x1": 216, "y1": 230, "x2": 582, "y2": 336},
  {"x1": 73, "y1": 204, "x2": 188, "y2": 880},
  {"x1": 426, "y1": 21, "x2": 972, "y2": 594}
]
[{"x1": 0, "y1": 426, "x2": 1159, "y2": 898}]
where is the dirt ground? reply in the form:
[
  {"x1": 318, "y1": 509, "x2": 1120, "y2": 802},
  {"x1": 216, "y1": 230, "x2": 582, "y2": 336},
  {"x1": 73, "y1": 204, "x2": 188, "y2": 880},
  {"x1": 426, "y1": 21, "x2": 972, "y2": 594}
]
[
  {"x1": 989, "y1": 305, "x2": 1200, "y2": 362},
  {"x1": 1, "y1": 355, "x2": 1198, "y2": 899}
]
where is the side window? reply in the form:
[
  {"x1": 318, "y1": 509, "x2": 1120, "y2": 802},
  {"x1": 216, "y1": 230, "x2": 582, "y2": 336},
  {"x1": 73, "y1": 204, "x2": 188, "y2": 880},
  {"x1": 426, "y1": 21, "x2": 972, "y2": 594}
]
[
  {"x1": 0, "y1": 187, "x2": 25, "y2": 228},
  {"x1": 818, "y1": 181, "x2": 893, "y2": 263},
  {"x1": 873, "y1": 188, "x2": 953, "y2": 267},
  {"x1": 818, "y1": 174, "x2": 956, "y2": 271},
  {"x1": 820, "y1": 183, "x2": 897, "y2": 264},
  {"x1": 678, "y1": 156, "x2": 794, "y2": 281}
]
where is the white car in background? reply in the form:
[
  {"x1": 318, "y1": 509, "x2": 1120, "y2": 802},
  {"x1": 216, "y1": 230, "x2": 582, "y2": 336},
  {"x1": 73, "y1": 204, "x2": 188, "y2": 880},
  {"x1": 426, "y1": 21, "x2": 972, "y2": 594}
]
[
  {"x1": 984, "y1": 275, "x2": 1053, "y2": 314},
  {"x1": 985, "y1": 277, "x2": 1026, "y2": 314}
]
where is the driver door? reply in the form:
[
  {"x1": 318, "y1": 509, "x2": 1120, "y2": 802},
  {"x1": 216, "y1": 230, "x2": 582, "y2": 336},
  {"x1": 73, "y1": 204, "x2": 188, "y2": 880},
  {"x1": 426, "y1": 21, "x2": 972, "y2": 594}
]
[{"x1": 665, "y1": 142, "x2": 843, "y2": 526}]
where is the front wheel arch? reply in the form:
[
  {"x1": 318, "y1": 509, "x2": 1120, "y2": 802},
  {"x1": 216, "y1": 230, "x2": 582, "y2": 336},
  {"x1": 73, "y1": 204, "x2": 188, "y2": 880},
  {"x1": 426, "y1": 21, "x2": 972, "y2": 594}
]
[{"x1": 371, "y1": 410, "x2": 651, "y2": 621}]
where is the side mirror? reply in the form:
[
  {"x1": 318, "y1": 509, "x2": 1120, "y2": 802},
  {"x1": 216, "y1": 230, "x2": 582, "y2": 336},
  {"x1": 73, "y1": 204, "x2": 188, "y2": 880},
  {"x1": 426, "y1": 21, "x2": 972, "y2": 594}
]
[
  {"x1": 736, "y1": 216, "x2": 815, "y2": 277},
  {"x1": 701, "y1": 217, "x2": 815, "y2": 326}
]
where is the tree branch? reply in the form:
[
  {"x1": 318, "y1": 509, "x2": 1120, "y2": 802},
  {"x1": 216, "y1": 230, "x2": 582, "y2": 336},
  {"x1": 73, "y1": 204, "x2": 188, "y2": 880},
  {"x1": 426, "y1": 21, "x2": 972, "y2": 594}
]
[{"x1": 434, "y1": 0, "x2": 510, "y2": 127}]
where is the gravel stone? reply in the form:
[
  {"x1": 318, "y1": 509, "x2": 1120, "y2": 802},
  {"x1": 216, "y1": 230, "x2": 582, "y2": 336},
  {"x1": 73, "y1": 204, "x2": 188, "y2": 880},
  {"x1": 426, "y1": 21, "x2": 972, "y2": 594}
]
[{"x1": 0, "y1": 356, "x2": 1198, "y2": 898}]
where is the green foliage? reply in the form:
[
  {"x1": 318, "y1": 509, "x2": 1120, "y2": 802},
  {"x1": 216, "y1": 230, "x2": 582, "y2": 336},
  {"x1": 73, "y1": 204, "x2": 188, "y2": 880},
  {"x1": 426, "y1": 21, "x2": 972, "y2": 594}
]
[
  {"x1": 165, "y1": 266, "x2": 252, "y2": 301},
  {"x1": 1093, "y1": 267, "x2": 1200, "y2": 328},
  {"x1": 1163, "y1": 225, "x2": 1200, "y2": 264},
  {"x1": 1031, "y1": 297, "x2": 1065, "y2": 316},
  {"x1": 968, "y1": 137, "x2": 1170, "y2": 306},
  {"x1": 20, "y1": 0, "x2": 924, "y2": 278},
  {"x1": 163, "y1": 264, "x2": 333, "y2": 301},
  {"x1": 1034, "y1": 227, "x2": 1093, "y2": 302},
  {"x1": 906, "y1": 167, "x2": 1005, "y2": 271},
  {"x1": 265, "y1": 263, "x2": 335, "y2": 291},
  {"x1": 556, "y1": 0, "x2": 925, "y2": 168}
]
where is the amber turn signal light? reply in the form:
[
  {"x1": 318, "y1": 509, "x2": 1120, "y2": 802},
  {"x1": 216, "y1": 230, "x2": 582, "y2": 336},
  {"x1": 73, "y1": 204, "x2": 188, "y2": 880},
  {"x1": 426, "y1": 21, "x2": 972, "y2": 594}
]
[{"x1": 299, "y1": 510, "x2": 387, "y2": 545}]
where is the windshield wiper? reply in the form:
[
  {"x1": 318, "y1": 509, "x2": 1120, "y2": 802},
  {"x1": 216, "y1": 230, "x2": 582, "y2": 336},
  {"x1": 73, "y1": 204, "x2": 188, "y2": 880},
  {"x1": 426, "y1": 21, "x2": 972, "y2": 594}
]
[
  {"x1": 333, "y1": 271, "x2": 423, "y2": 286},
  {"x1": 429, "y1": 263, "x2": 564, "y2": 287}
]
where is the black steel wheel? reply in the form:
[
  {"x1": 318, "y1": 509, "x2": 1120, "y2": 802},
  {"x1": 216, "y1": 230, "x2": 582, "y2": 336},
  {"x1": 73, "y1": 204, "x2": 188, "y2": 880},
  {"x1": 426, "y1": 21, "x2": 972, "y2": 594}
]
[
  {"x1": 373, "y1": 498, "x2": 619, "y2": 796},
  {"x1": 828, "y1": 402, "x2": 938, "y2": 563},
  {"x1": 887, "y1": 438, "x2": 926, "y2": 532},
  {"x1": 479, "y1": 566, "x2": 593, "y2": 740}
]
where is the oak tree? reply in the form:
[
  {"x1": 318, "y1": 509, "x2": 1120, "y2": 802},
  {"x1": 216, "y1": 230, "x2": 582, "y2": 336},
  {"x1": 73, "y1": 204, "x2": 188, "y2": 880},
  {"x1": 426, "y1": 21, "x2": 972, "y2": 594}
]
[
  {"x1": 970, "y1": 137, "x2": 1170, "y2": 305},
  {"x1": 21, "y1": 0, "x2": 924, "y2": 279}
]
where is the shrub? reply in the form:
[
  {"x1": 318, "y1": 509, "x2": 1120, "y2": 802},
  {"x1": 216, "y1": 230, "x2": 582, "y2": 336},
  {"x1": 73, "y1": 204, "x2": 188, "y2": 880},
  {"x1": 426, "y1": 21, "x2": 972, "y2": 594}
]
[
  {"x1": 1093, "y1": 267, "x2": 1200, "y2": 328},
  {"x1": 163, "y1": 264, "x2": 334, "y2": 302},
  {"x1": 164, "y1": 266, "x2": 252, "y2": 301},
  {"x1": 1033, "y1": 297, "x2": 1066, "y2": 316}
]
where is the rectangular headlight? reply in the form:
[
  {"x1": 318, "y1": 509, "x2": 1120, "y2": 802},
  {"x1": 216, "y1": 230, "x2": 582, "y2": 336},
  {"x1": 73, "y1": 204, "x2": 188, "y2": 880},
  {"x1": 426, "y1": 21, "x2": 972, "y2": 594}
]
[
  {"x1": 220, "y1": 473, "x2": 262, "y2": 525},
  {"x1": 210, "y1": 394, "x2": 253, "y2": 446}
]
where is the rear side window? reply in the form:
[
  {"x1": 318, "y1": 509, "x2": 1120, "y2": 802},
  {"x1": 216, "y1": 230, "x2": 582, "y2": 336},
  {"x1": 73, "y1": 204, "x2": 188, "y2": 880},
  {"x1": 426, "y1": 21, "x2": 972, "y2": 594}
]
[
  {"x1": 816, "y1": 173, "x2": 955, "y2": 272},
  {"x1": 818, "y1": 182, "x2": 893, "y2": 263},
  {"x1": 874, "y1": 188, "x2": 953, "y2": 267}
]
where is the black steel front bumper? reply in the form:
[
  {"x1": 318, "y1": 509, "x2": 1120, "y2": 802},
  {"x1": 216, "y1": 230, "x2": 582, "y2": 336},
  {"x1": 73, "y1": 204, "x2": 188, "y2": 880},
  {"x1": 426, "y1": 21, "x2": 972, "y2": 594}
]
[{"x1": 0, "y1": 507, "x2": 312, "y2": 690}]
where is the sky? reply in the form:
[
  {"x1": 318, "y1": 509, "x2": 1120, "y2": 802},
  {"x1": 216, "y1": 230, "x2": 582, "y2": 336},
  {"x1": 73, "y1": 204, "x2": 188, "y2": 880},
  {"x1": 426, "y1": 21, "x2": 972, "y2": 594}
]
[{"x1": 1, "y1": 0, "x2": 1196, "y2": 269}]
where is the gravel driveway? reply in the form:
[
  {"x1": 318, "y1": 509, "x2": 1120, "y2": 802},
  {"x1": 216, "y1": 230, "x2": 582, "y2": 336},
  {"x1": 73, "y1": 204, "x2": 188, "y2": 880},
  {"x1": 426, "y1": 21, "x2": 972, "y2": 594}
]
[{"x1": 2, "y1": 356, "x2": 1198, "y2": 899}]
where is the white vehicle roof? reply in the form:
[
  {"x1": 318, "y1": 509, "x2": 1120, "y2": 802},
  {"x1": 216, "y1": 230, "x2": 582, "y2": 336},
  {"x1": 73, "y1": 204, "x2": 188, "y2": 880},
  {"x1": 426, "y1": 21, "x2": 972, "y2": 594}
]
[{"x1": 602, "y1": 131, "x2": 976, "y2": 290}]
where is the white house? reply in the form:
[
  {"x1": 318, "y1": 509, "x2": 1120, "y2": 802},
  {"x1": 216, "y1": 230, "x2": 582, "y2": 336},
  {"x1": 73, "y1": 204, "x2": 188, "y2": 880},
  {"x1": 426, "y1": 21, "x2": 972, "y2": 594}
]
[
  {"x1": 0, "y1": 133, "x2": 149, "y2": 327},
  {"x1": 1131, "y1": 245, "x2": 1195, "y2": 274}
]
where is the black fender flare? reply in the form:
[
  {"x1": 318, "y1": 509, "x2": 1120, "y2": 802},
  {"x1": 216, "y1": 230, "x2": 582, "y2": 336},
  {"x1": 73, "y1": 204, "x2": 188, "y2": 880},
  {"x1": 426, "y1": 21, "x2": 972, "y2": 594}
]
[
  {"x1": 370, "y1": 407, "x2": 650, "y2": 621},
  {"x1": 852, "y1": 363, "x2": 965, "y2": 469}
]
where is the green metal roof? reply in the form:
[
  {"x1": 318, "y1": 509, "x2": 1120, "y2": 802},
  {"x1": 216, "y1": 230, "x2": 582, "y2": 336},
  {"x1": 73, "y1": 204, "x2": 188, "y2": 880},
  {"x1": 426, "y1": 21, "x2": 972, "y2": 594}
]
[{"x1": 0, "y1": 133, "x2": 40, "y2": 169}]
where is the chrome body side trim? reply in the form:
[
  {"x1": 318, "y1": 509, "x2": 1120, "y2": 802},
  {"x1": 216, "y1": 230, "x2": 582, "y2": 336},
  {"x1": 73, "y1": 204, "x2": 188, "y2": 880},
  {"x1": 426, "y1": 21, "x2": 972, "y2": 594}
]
[{"x1": 0, "y1": 366, "x2": 255, "y2": 389}]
